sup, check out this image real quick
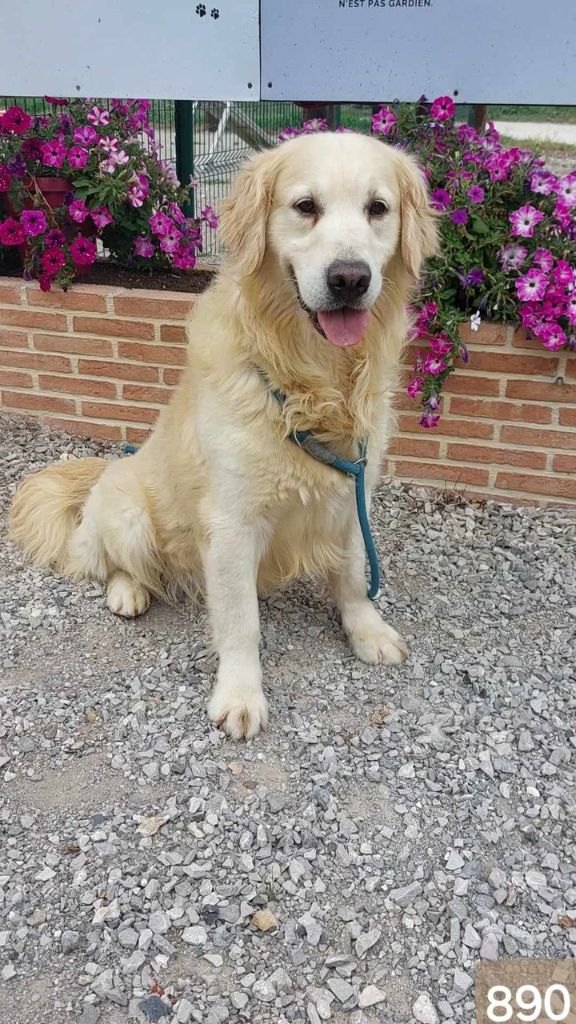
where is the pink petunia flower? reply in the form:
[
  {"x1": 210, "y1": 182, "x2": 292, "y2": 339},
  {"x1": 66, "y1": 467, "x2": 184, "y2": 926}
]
[
  {"x1": 485, "y1": 155, "x2": 510, "y2": 183},
  {"x1": 421, "y1": 354, "x2": 447, "y2": 377},
  {"x1": 68, "y1": 199, "x2": 90, "y2": 223},
  {"x1": 74, "y1": 125, "x2": 98, "y2": 147},
  {"x1": 159, "y1": 228, "x2": 183, "y2": 254},
  {"x1": 467, "y1": 185, "x2": 485, "y2": 204},
  {"x1": 99, "y1": 157, "x2": 117, "y2": 174},
  {"x1": 201, "y1": 204, "x2": 219, "y2": 229},
  {"x1": 509, "y1": 205, "x2": 544, "y2": 238},
  {"x1": 371, "y1": 107, "x2": 397, "y2": 136},
  {"x1": 430, "y1": 96, "x2": 456, "y2": 122},
  {"x1": 279, "y1": 126, "x2": 300, "y2": 142},
  {"x1": 419, "y1": 412, "x2": 440, "y2": 429},
  {"x1": 22, "y1": 138, "x2": 43, "y2": 161},
  {"x1": 556, "y1": 173, "x2": 576, "y2": 209},
  {"x1": 407, "y1": 378, "x2": 424, "y2": 398},
  {"x1": 553, "y1": 260, "x2": 574, "y2": 286},
  {"x1": 38, "y1": 272, "x2": 54, "y2": 292},
  {"x1": 87, "y1": 106, "x2": 110, "y2": 127},
  {"x1": 70, "y1": 237, "x2": 97, "y2": 266},
  {"x1": 534, "y1": 322, "x2": 567, "y2": 351},
  {"x1": 91, "y1": 206, "x2": 113, "y2": 229},
  {"x1": 498, "y1": 244, "x2": 527, "y2": 271},
  {"x1": 128, "y1": 185, "x2": 147, "y2": 208},
  {"x1": 172, "y1": 244, "x2": 197, "y2": 270},
  {"x1": 45, "y1": 228, "x2": 65, "y2": 247},
  {"x1": 99, "y1": 135, "x2": 119, "y2": 153},
  {"x1": 530, "y1": 170, "x2": 558, "y2": 195},
  {"x1": 552, "y1": 198, "x2": 573, "y2": 231},
  {"x1": 0, "y1": 217, "x2": 26, "y2": 246},
  {"x1": 68, "y1": 146, "x2": 89, "y2": 169},
  {"x1": 134, "y1": 236, "x2": 155, "y2": 258},
  {"x1": 40, "y1": 139, "x2": 67, "y2": 169},
  {"x1": 2, "y1": 106, "x2": 32, "y2": 135},
  {"x1": 428, "y1": 333, "x2": 453, "y2": 356},
  {"x1": 515, "y1": 268, "x2": 549, "y2": 303},
  {"x1": 149, "y1": 212, "x2": 173, "y2": 236},
  {"x1": 21, "y1": 209, "x2": 48, "y2": 237},
  {"x1": 41, "y1": 247, "x2": 66, "y2": 273},
  {"x1": 532, "y1": 248, "x2": 554, "y2": 272},
  {"x1": 302, "y1": 118, "x2": 328, "y2": 133},
  {"x1": 566, "y1": 295, "x2": 576, "y2": 326}
]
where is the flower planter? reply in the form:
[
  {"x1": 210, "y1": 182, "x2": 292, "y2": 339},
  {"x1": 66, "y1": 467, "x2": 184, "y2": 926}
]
[{"x1": 25, "y1": 176, "x2": 71, "y2": 211}]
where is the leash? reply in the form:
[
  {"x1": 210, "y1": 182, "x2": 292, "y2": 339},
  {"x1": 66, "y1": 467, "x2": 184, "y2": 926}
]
[{"x1": 268, "y1": 385, "x2": 381, "y2": 601}]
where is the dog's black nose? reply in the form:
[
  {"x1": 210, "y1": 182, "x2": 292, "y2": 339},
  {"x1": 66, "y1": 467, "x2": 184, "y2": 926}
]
[{"x1": 326, "y1": 260, "x2": 372, "y2": 303}]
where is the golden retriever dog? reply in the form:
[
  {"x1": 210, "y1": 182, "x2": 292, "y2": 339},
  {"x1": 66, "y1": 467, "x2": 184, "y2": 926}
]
[{"x1": 10, "y1": 132, "x2": 438, "y2": 739}]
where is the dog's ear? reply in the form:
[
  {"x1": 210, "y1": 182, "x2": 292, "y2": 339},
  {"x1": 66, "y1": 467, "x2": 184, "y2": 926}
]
[
  {"x1": 394, "y1": 150, "x2": 439, "y2": 279},
  {"x1": 219, "y1": 148, "x2": 280, "y2": 275}
]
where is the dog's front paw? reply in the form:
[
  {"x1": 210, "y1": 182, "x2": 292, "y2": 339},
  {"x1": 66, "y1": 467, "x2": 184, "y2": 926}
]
[
  {"x1": 349, "y1": 618, "x2": 408, "y2": 665},
  {"x1": 106, "y1": 572, "x2": 150, "y2": 618},
  {"x1": 208, "y1": 679, "x2": 269, "y2": 740}
]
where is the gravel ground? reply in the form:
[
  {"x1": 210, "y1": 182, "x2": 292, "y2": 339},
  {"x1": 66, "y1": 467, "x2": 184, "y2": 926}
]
[{"x1": 1, "y1": 410, "x2": 575, "y2": 1024}]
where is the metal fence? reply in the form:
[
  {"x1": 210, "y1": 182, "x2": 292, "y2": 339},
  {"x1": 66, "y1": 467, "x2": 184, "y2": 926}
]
[{"x1": 0, "y1": 96, "x2": 375, "y2": 258}]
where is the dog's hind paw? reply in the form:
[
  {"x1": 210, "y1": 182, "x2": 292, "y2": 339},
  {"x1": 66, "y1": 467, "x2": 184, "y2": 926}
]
[
  {"x1": 106, "y1": 571, "x2": 150, "y2": 618},
  {"x1": 208, "y1": 681, "x2": 269, "y2": 740},
  {"x1": 349, "y1": 620, "x2": 408, "y2": 666}
]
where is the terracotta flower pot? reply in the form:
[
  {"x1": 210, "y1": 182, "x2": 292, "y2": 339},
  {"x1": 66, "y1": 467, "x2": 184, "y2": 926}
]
[{"x1": 25, "y1": 176, "x2": 71, "y2": 210}]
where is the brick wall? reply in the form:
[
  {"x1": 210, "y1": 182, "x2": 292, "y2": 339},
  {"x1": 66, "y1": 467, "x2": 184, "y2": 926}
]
[{"x1": 1, "y1": 277, "x2": 575, "y2": 506}]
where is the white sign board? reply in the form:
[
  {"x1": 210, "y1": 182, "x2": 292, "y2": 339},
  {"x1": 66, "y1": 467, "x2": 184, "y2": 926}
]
[
  {"x1": 261, "y1": 0, "x2": 576, "y2": 103},
  {"x1": 2, "y1": 0, "x2": 259, "y2": 100}
]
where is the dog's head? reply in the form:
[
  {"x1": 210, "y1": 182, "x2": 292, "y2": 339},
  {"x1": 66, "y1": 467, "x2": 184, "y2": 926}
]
[{"x1": 220, "y1": 132, "x2": 438, "y2": 348}]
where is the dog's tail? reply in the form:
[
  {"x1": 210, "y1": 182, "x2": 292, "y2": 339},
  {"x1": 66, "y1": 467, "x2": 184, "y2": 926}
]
[{"x1": 9, "y1": 458, "x2": 107, "y2": 573}]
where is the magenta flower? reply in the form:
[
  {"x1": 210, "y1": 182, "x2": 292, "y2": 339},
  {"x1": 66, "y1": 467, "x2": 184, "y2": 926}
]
[
  {"x1": 428, "y1": 333, "x2": 453, "y2": 356},
  {"x1": 40, "y1": 139, "x2": 67, "y2": 169},
  {"x1": 430, "y1": 188, "x2": 451, "y2": 212},
  {"x1": 68, "y1": 199, "x2": 90, "y2": 223},
  {"x1": 22, "y1": 138, "x2": 43, "y2": 161},
  {"x1": 3, "y1": 106, "x2": 32, "y2": 135},
  {"x1": 509, "y1": 205, "x2": 544, "y2": 238},
  {"x1": 532, "y1": 248, "x2": 554, "y2": 272},
  {"x1": 128, "y1": 185, "x2": 146, "y2": 208},
  {"x1": 530, "y1": 170, "x2": 558, "y2": 195},
  {"x1": 159, "y1": 228, "x2": 183, "y2": 254},
  {"x1": 498, "y1": 244, "x2": 527, "y2": 271},
  {"x1": 21, "y1": 209, "x2": 48, "y2": 237},
  {"x1": 45, "y1": 228, "x2": 65, "y2": 247},
  {"x1": 430, "y1": 96, "x2": 456, "y2": 122},
  {"x1": 201, "y1": 204, "x2": 219, "y2": 229},
  {"x1": 68, "y1": 146, "x2": 89, "y2": 169},
  {"x1": 566, "y1": 296, "x2": 576, "y2": 326},
  {"x1": 467, "y1": 185, "x2": 485, "y2": 204},
  {"x1": 556, "y1": 173, "x2": 576, "y2": 209},
  {"x1": 535, "y1": 322, "x2": 567, "y2": 351},
  {"x1": 279, "y1": 126, "x2": 300, "y2": 142},
  {"x1": 99, "y1": 136, "x2": 119, "y2": 153},
  {"x1": 0, "y1": 217, "x2": 26, "y2": 246},
  {"x1": 149, "y1": 212, "x2": 173, "y2": 236},
  {"x1": 73, "y1": 125, "x2": 98, "y2": 146},
  {"x1": 515, "y1": 268, "x2": 549, "y2": 303},
  {"x1": 38, "y1": 272, "x2": 54, "y2": 293},
  {"x1": 407, "y1": 378, "x2": 424, "y2": 398},
  {"x1": 0, "y1": 166, "x2": 11, "y2": 191},
  {"x1": 41, "y1": 247, "x2": 66, "y2": 273},
  {"x1": 91, "y1": 206, "x2": 113, "y2": 229},
  {"x1": 421, "y1": 354, "x2": 447, "y2": 377},
  {"x1": 450, "y1": 209, "x2": 468, "y2": 226},
  {"x1": 371, "y1": 107, "x2": 397, "y2": 136},
  {"x1": 100, "y1": 157, "x2": 117, "y2": 174},
  {"x1": 419, "y1": 412, "x2": 440, "y2": 429},
  {"x1": 302, "y1": 118, "x2": 328, "y2": 133},
  {"x1": 168, "y1": 202, "x2": 186, "y2": 226},
  {"x1": 485, "y1": 156, "x2": 510, "y2": 183},
  {"x1": 87, "y1": 106, "x2": 110, "y2": 127},
  {"x1": 172, "y1": 244, "x2": 197, "y2": 270},
  {"x1": 552, "y1": 199, "x2": 573, "y2": 231},
  {"x1": 134, "y1": 236, "x2": 155, "y2": 258},
  {"x1": 553, "y1": 260, "x2": 574, "y2": 286},
  {"x1": 70, "y1": 237, "x2": 97, "y2": 266}
]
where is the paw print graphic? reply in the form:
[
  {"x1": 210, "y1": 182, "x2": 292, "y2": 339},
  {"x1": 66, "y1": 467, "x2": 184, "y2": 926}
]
[
  {"x1": 195, "y1": 3, "x2": 206, "y2": 16},
  {"x1": 211, "y1": 7, "x2": 220, "y2": 18}
]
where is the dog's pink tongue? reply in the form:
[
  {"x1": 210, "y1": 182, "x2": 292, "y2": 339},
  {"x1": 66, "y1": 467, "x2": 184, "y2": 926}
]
[{"x1": 317, "y1": 308, "x2": 370, "y2": 348}]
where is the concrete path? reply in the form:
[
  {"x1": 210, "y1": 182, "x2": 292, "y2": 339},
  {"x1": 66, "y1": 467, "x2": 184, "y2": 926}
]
[{"x1": 494, "y1": 120, "x2": 576, "y2": 145}]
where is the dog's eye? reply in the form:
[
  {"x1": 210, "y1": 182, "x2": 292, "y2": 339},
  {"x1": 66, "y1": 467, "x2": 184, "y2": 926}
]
[
  {"x1": 369, "y1": 200, "x2": 388, "y2": 217},
  {"x1": 294, "y1": 198, "x2": 316, "y2": 216}
]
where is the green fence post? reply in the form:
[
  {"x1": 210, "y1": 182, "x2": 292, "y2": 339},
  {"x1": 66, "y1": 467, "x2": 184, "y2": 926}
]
[{"x1": 175, "y1": 100, "x2": 195, "y2": 218}]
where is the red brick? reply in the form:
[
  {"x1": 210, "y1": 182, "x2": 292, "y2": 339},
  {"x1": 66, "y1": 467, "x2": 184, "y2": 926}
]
[
  {"x1": 512, "y1": 329, "x2": 552, "y2": 352},
  {"x1": 122, "y1": 383, "x2": 171, "y2": 405},
  {"x1": 38, "y1": 374, "x2": 117, "y2": 399},
  {"x1": 0, "y1": 283, "x2": 24, "y2": 305},
  {"x1": 160, "y1": 324, "x2": 188, "y2": 344},
  {"x1": 113, "y1": 294, "x2": 194, "y2": 319},
  {"x1": 81, "y1": 401, "x2": 159, "y2": 424},
  {"x1": 163, "y1": 367, "x2": 183, "y2": 386},
  {"x1": 501, "y1": 425, "x2": 576, "y2": 452},
  {"x1": 449, "y1": 397, "x2": 552, "y2": 424},
  {"x1": 33, "y1": 333, "x2": 113, "y2": 357},
  {"x1": 446, "y1": 443, "x2": 547, "y2": 470},
  {"x1": 26, "y1": 286, "x2": 108, "y2": 313},
  {"x1": 559, "y1": 408, "x2": 576, "y2": 428},
  {"x1": 78, "y1": 359, "x2": 159, "y2": 382},
  {"x1": 506, "y1": 379, "x2": 576, "y2": 404},
  {"x1": 462, "y1": 351, "x2": 558, "y2": 376},
  {"x1": 0, "y1": 350, "x2": 71, "y2": 373},
  {"x1": 0, "y1": 329, "x2": 29, "y2": 349},
  {"x1": 2, "y1": 391, "x2": 76, "y2": 414},
  {"x1": 444, "y1": 375, "x2": 500, "y2": 397},
  {"x1": 43, "y1": 416, "x2": 122, "y2": 441},
  {"x1": 0, "y1": 370, "x2": 34, "y2": 388},
  {"x1": 393, "y1": 459, "x2": 490, "y2": 487},
  {"x1": 553, "y1": 454, "x2": 576, "y2": 473},
  {"x1": 0, "y1": 308, "x2": 67, "y2": 332},
  {"x1": 458, "y1": 322, "x2": 509, "y2": 346},
  {"x1": 72, "y1": 316, "x2": 155, "y2": 340},
  {"x1": 388, "y1": 437, "x2": 440, "y2": 459},
  {"x1": 495, "y1": 471, "x2": 576, "y2": 500},
  {"x1": 567, "y1": 358, "x2": 576, "y2": 380},
  {"x1": 398, "y1": 412, "x2": 493, "y2": 439},
  {"x1": 126, "y1": 427, "x2": 151, "y2": 445},
  {"x1": 117, "y1": 342, "x2": 186, "y2": 366}
]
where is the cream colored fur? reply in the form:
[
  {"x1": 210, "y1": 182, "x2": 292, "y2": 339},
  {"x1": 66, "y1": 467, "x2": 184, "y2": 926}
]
[{"x1": 10, "y1": 132, "x2": 438, "y2": 739}]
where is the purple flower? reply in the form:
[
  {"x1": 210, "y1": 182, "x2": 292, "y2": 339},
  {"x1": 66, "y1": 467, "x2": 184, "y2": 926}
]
[
  {"x1": 450, "y1": 209, "x2": 469, "y2": 226},
  {"x1": 68, "y1": 146, "x2": 89, "y2": 169},
  {"x1": 68, "y1": 199, "x2": 90, "y2": 223},
  {"x1": 371, "y1": 107, "x2": 397, "y2": 136},
  {"x1": 430, "y1": 188, "x2": 451, "y2": 212},
  {"x1": 201, "y1": 204, "x2": 219, "y2": 229},
  {"x1": 467, "y1": 185, "x2": 485, "y2": 204},
  {"x1": 40, "y1": 139, "x2": 67, "y2": 169},
  {"x1": 515, "y1": 268, "x2": 549, "y2": 303},
  {"x1": 134, "y1": 236, "x2": 155, "y2": 258},
  {"x1": 73, "y1": 125, "x2": 98, "y2": 147},
  {"x1": 45, "y1": 228, "x2": 65, "y2": 247},
  {"x1": 509, "y1": 205, "x2": 544, "y2": 238},
  {"x1": 419, "y1": 412, "x2": 440, "y2": 429},
  {"x1": 21, "y1": 209, "x2": 48, "y2": 237},
  {"x1": 430, "y1": 95, "x2": 456, "y2": 122},
  {"x1": 91, "y1": 206, "x2": 113, "y2": 229}
]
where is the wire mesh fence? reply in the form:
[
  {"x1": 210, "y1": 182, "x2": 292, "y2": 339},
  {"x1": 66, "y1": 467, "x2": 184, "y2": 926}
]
[{"x1": 0, "y1": 96, "x2": 375, "y2": 259}]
